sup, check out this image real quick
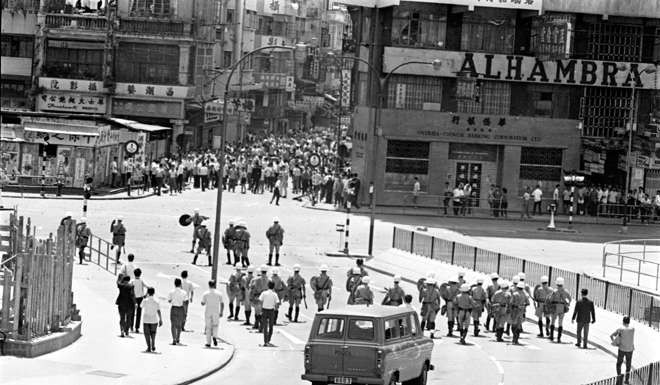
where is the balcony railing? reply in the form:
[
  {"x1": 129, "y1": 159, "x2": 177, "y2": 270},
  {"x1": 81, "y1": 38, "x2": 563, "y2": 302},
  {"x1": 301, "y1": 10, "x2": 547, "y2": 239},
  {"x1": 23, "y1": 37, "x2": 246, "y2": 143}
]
[
  {"x1": 118, "y1": 18, "x2": 188, "y2": 37},
  {"x1": 45, "y1": 14, "x2": 108, "y2": 31}
]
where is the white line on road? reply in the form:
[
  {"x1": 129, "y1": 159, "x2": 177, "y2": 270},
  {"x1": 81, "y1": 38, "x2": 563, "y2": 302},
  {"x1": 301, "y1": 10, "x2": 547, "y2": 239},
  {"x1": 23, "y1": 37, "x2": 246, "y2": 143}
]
[
  {"x1": 156, "y1": 272, "x2": 201, "y2": 288},
  {"x1": 525, "y1": 344, "x2": 541, "y2": 350},
  {"x1": 489, "y1": 355, "x2": 505, "y2": 385},
  {"x1": 278, "y1": 328, "x2": 305, "y2": 345}
]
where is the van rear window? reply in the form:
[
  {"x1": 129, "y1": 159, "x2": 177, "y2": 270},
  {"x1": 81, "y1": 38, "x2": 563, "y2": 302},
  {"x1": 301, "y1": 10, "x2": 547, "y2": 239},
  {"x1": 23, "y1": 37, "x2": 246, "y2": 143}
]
[
  {"x1": 348, "y1": 319, "x2": 374, "y2": 341},
  {"x1": 317, "y1": 317, "x2": 345, "y2": 339}
]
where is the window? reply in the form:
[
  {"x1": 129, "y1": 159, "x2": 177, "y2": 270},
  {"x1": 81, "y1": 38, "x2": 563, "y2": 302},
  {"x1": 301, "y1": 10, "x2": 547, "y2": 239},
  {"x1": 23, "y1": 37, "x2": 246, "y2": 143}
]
[
  {"x1": 1, "y1": 35, "x2": 34, "y2": 58},
  {"x1": 116, "y1": 43, "x2": 179, "y2": 84},
  {"x1": 533, "y1": 92, "x2": 553, "y2": 117},
  {"x1": 409, "y1": 314, "x2": 418, "y2": 336},
  {"x1": 1, "y1": 79, "x2": 30, "y2": 109},
  {"x1": 392, "y1": 4, "x2": 447, "y2": 49},
  {"x1": 385, "y1": 140, "x2": 429, "y2": 192},
  {"x1": 386, "y1": 75, "x2": 443, "y2": 110},
  {"x1": 461, "y1": 8, "x2": 516, "y2": 54},
  {"x1": 45, "y1": 45, "x2": 103, "y2": 80},
  {"x1": 316, "y1": 317, "x2": 345, "y2": 339},
  {"x1": 457, "y1": 79, "x2": 510, "y2": 115},
  {"x1": 227, "y1": 9, "x2": 235, "y2": 24},
  {"x1": 519, "y1": 147, "x2": 563, "y2": 182},
  {"x1": 130, "y1": 0, "x2": 171, "y2": 17},
  {"x1": 347, "y1": 319, "x2": 374, "y2": 341},
  {"x1": 385, "y1": 317, "x2": 410, "y2": 340},
  {"x1": 223, "y1": 51, "x2": 233, "y2": 67}
]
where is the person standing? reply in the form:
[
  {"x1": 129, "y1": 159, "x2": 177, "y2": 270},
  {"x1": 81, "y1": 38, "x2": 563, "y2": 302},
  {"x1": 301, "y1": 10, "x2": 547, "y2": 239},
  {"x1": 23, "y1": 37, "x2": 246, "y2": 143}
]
[
  {"x1": 110, "y1": 216, "x2": 126, "y2": 264},
  {"x1": 110, "y1": 157, "x2": 119, "y2": 187},
  {"x1": 180, "y1": 270, "x2": 194, "y2": 332},
  {"x1": 310, "y1": 265, "x2": 333, "y2": 312},
  {"x1": 572, "y1": 288, "x2": 595, "y2": 349},
  {"x1": 382, "y1": 276, "x2": 405, "y2": 306},
  {"x1": 443, "y1": 182, "x2": 452, "y2": 215},
  {"x1": 412, "y1": 177, "x2": 421, "y2": 208},
  {"x1": 286, "y1": 264, "x2": 306, "y2": 323},
  {"x1": 266, "y1": 217, "x2": 284, "y2": 266},
  {"x1": 532, "y1": 185, "x2": 543, "y2": 216},
  {"x1": 199, "y1": 162, "x2": 209, "y2": 192},
  {"x1": 471, "y1": 278, "x2": 487, "y2": 336},
  {"x1": 132, "y1": 268, "x2": 148, "y2": 334},
  {"x1": 548, "y1": 277, "x2": 571, "y2": 343},
  {"x1": 452, "y1": 183, "x2": 464, "y2": 215},
  {"x1": 610, "y1": 316, "x2": 635, "y2": 385},
  {"x1": 119, "y1": 253, "x2": 137, "y2": 281},
  {"x1": 270, "y1": 269, "x2": 287, "y2": 325},
  {"x1": 233, "y1": 221, "x2": 251, "y2": 267},
  {"x1": 353, "y1": 276, "x2": 374, "y2": 305},
  {"x1": 121, "y1": 158, "x2": 129, "y2": 187},
  {"x1": 223, "y1": 221, "x2": 237, "y2": 265},
  {"x1": 167, "y1": 278, "x2": 187, "y2": 345},
  {"x1": 533, "y1": 276, "x2": 553, "y2": 338},
  {"x1": 115, "y1": 274, "x2": 135, "y2": 338},
  {"x1": 189, "y1": 208, "x2": 209, "y2": 253},
  {"x1": 201, "y1": 280, "x2": 225, "y2": 348},
  {"x1": 192, "y1": 224, "x2": 212, "y2": 266},
  {"x1": 454, "y1": 283, "x2": 476, "y2": 345},
  {"x1": 75, "y1": 218, "x2": 91, "y2": 264},
  {"x1": 521, "y1": 186, "x2": 532, "y2": 219},
  {"x1": 510, "y1": 282, "x2": 529, "y2": 345},
  {"x1": 140, "y1": 287, "x2": 162, "y2": 353},
  {"x1": 226, "y1": 267, "x2": 243, "y2": 321},
  {"x1": 249, "y1": 265, "x2": 270, "y2": 331},
  {"x1": 241, "y1": 267, "x2": 255, "y2": 325},
  {"x1": 491, "y1": 280, "x2": 511, "y2": 342},
  {"x1": 259, "y1": 281, "x2": 280, "y2": 347},
  {"x1": 270, "y1": 178, "x2": 282, "y2": 205}
]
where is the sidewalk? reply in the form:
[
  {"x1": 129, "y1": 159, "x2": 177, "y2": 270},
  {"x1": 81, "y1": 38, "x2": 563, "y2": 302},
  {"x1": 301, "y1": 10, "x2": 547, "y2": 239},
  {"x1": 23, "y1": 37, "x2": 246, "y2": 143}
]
[
  {"x1": 0, "y1": 263, "x2": 234, "y2": 385},
  {"x1": 1, "y1": 191, "x2": 154, "y2": 201},
  {"x1": 303, "y1": 202, "x2": 660, "y2": 227},
  {"x1": 366, "y1": 248, "x2": 660, "y2": 368}
]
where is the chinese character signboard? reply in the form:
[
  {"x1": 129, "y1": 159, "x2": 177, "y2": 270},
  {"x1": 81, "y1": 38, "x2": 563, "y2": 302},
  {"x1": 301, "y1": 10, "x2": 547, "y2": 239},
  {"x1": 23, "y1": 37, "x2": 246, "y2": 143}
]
[
  {"x1": 39, "y1": 77, "x2": 106, "y2": 93},
  {"x1": 341, "y1": 70, "x2": 351, "y2": 107},
  {"x1": 254, "y1": 73, "x2": 291, "y2": 89},
  {"x1": 204, "y1": 98, "x2": 256, "y2": 122},
  {"x1": 23, "y1": 130, "x2": 98, "y2": 147},
  {"x1": 115, "y1": 83, "x2": 192, "y2": 98},
  {"x1": 37, "y1": 93, "x2": 107, "y2": 114}
]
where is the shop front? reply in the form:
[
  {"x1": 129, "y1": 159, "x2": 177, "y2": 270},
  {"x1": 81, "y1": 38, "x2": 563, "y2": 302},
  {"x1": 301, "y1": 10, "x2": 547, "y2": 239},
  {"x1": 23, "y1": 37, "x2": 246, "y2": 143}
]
[{"x1": 352, "y1": 107, "x2": 581, "y2": 210}]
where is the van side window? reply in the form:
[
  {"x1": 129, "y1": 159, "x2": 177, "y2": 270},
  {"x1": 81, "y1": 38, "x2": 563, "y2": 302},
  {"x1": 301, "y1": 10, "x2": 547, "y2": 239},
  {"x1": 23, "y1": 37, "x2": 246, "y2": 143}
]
[
  {"x1": 398, "y1": 316, "x2": 410, "y2": 337},
  {"x1": 384, "y1": 319, "x2": 401, "y2": 340},
  {"x1": 409, "y1": 313, "x2": 418, "y2": 336},
  {"x1": 348, "y1": 319, "x2": 374, "y2": 341},
  {"x1": 317, "y1": 317, "x2": 345, "y2": 339}
]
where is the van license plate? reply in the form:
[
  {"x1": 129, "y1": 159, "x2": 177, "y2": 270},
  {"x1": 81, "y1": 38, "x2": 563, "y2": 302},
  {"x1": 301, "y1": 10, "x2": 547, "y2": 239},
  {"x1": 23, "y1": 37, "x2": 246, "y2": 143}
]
[{"x1": 332, "y1": 377, "x2": 353, "y2": 384}]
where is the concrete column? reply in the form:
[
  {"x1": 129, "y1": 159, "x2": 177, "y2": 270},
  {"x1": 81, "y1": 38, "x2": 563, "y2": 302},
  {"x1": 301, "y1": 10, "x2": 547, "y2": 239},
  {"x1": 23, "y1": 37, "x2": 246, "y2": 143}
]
[
  {"x1": 428, "y1": 142, "x2": 449, "y2": 196},
  {"x1": 501, "y1": 145, "x2": 521, "y2": 211},
  {"x1": 179, "y1": 44, "x2": 191, "y2": 85}
]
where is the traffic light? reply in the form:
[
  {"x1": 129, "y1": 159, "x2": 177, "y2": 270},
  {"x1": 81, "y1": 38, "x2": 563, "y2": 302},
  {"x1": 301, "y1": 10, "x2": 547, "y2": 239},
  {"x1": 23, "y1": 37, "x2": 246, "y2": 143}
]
[{"x1": 83, "y1": 177, "x2": 93, "y2": 200}]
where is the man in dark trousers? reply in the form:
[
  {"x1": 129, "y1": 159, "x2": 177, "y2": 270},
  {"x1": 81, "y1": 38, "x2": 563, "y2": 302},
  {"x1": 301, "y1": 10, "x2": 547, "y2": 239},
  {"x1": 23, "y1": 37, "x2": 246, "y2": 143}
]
[
  {"x1": 572, "y1": 288, "x2": 596, "y2": 349},
  {"x1": 75, "y1": 218, "x2": 91, "y2": 264},
  {"x1": 111, "y1": 216, "x2": 126, "y2": 264},
  {"x1": 116, "y1": 274, "x2": 136, "y2": 338}
]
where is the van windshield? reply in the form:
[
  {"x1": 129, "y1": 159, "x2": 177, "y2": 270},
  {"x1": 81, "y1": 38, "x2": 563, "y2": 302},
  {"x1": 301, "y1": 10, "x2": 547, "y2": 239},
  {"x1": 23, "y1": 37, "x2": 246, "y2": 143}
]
[
  {"x1": 348, "y1": 319, "x2": 374, "y2": 341},
  {"x1": 316, "y1": 317, "x2": 345, "y2": 339}
]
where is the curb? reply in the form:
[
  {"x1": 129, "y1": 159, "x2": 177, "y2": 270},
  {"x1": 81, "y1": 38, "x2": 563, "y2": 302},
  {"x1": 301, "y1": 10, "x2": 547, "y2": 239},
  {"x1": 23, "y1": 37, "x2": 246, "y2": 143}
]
[
  {"x1": 175, "y1": 344, "x2": 236, "y2": 385},
  {"x1": 363, "y1": 262, "x2": 619, "y2": 359},
  {"x1": 325, "y1": 251, "x2": 372, "y2": 259},
  {"x1": 1, "y1": 193, "x2": 155, "y2": 201}
]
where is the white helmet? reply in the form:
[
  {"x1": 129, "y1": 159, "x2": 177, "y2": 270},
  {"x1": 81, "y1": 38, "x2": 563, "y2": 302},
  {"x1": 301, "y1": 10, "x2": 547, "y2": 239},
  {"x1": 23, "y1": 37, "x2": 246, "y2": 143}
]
[
  {"x1": 260, "y1": 265, "x2": 268, "y2": 272},
  {"x1": 229, "y1": 220, "x2": 235, "y2": 226},
  {"x1": 352, "y1": 267, "x2": 361, "y2": 275},
  {"x1": 556, "y1": 277, "x2": 565, "y2": 286},
  {"x1": 238, "y1": 221, "x2": 247, "y2": 227},
  {"x1": 362, "y1": 276, "x2": 371, "y2": 284},
  {"x1": 458, "y1": 271, "x2": 466, "y2": 278},
  {"x1": 541, "y1": 275, "x2": 549, "y2": 283},
  {"x1": 271, "y1": 268, "x2": 279, "y2": 275},
  {"x1": 273, "y1": 216, "x2": 279, "y2": 222},
  {"x1": 194, "y1": 208, "x2": 200, "y2": 213},
  {"x1": 247, "y1": 266, "x2": 255, "y2": 273},
  {"x1": 518, "y1": 272, "x2": 526, "y2": 280},
  {"x1": 476, "y1": 277, "x2": 484, "y2": 284},
  {"x1": 79, "y1": 217, "x2": 87, "y2": 223},
  {"x1": 500, "y1": 280, "x2": 510, "y2": 288},
  {"x1": 460, "y1": 283, "x2": 470, "y2": 292},
  {"x1": 490, "y1": 273, "x2": 499, "y2": 280},
  {"x1": 426, "y1": 278, "x2": 436, "y2": 285},
  {"x1": 393, "y1": 276, "x2": 401, "y2": 283},
  {"x1": 293, "y1": 264, "x2": 301, "y2": 272},
  {"x1": 512, "y1": 276, "x2": 520, "y2": 284},
  {"x1": 320, "y1": 264, "x2": 328, "y2": 272},
  {"x1": 117, "y1": 215, "x2": 124, "y2": 221},
  {"x1": 517, "y1": 282, "x2": 526, "y2": 289}
]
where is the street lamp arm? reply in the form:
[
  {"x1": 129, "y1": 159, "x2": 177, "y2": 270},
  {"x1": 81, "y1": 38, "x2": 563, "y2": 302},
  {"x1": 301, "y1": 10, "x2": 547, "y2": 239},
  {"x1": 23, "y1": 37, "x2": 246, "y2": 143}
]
[
  {"x1": 383, "y1": 61, "x2": 439, "y2": 84},
  {"x1": 324, "y1": 54, "x2": 383, "y2": 92}
]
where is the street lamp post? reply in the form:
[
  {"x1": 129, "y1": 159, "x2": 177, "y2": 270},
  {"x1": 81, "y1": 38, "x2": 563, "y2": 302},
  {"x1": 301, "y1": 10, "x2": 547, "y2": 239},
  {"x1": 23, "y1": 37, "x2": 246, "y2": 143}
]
[{"x1": 211, "y1": 44, "x2": 307, "y2": 281}]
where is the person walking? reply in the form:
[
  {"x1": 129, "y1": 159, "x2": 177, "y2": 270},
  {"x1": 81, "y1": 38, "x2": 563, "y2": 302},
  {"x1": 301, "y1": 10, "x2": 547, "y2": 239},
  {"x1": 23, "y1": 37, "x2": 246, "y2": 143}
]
[
  {"x1": 548, "y1": 277, "x2": 571, "y2": 343},
  {"x1": 532, "y1": 185, "x2": 543, "y2": 216},
  {"x1": 610, "y1": 316, "x2": 635, "y2": 385},
  {"x1": 419, "y1": 278, "x2": 441, "y2": 338},
  {"x1": 270, "y1": 178, "x2": 282, "y2": 205},
  {"x1": 167, "y1": 278, "x2": 187, "y2": 345},
  {"x1": 286, "y1": 264, "x2": 306, "y2": 323},
  {"x1": 75, "y1": 218, "x2": 91, "y2": 264},
  {"x1": 491, "y1": 280, "x2": 511, "y2": 342},
  {"x1": 266, "y1": 217, "x2": 284, "y2": 266},
  {"x1": 140, "y1": 287, "x2": 162, "y2": 353},
  {"x1": 233, "y1": 221, "x2": 251, "y2": 267},
  {"x1": 454, "y1": 283, "x2": 476, "y2": 345},
  {"x1": 110, "y1": 156, "x2": 119, "y2": 187},
  {"x1": 115, "y1": 274, "x2": 135, "y2": 338},
  {"x1": 189, "y1": 209, "x2": 209, "y2": 253},
  {"x1": 223, "y1": 221, "x2": 236, "y2": 265},
  {"x1": 412, "y1": 177, "x2": 421, "y2": 208},
  {"x1": 310, "y1": 265, "x2": 333, "y2": 312},
  {"x1": 270, "y1": 269, "x2": 287, "y2": 324},
  {"x1": 353, "y1": 276, "x2": 374, "y2": 305},
  {"x1": 192, "y1": 224, "x2": 212, "y2": 265},
  {"x1": 533, "y1": 276, "x2": 554, "y2": 338},
  {"x1": 132, "y1": 268, "x2": 148, "y2": 334},
  {"x1": 249, "y1": 265, "x2": 271, "y2": 331},
  {"x1": 119, "y1": 253, "x2": 137, "y2": 281},
  {"x1": 180, "y1": 270, "x2": 194, "y2": 332},
  {"x1": 110, "y1": 216, "x2": 126, "y2": 264},
  {"x1": 509, "y1": 282, "x2": 529, "y2": 345},
  {"x1": 201, "y1": 280, "x2": 225, "y2": 348},
  {"x1": 470, "y1": 278, "x2": 487, "y2": 336},
  {"x1": 259, "y1": 281, "x2": 280, "y2": 347},
  {"x1": 572, "y1": 288, "x2": 595, "y2": 349},
  {"x1": 226, "y1": 267, "x2": 243, "y2": 321},
  {"x1": 382, "y1": 276, "x2": 405, "y2": 306}
]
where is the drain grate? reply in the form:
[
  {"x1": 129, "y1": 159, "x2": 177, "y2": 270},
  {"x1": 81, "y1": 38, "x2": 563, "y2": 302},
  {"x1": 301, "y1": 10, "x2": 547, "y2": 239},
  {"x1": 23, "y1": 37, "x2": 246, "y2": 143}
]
[{"x1": 87, "y1": 370, "x2": 127, "y2": 378}]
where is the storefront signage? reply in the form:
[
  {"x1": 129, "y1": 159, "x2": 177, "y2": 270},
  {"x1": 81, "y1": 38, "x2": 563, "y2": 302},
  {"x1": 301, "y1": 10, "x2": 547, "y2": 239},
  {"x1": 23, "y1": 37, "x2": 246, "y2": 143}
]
[
  {"x1": 257, "y1": 35, "x2": 291, "y2": 48},
  {"x1": 125, "y1": 140, "x2": 139, "y2": 155},
  {"x1": 23, "y1": 130, "x2": 97, "y2": 147},
  {"x1": 114, "y1": 83, "x2": 191, "y2": 99},
  {"x1": 39, "y1": 77, "x2": 106, "y2": 93},
  {"x1": 254, "y1": 73, "x2": 294, "y2": 90},
  {"x1": 112, "y1": 99, "x2": 183, "y2": 119},
  {"x1": 384, "y1": 47, "x2": 659, "y2": 89},
  {"x1": 37, "y1": 93, "x2": 107, "y2": 114},
  {"x1": 96, "y1": 126, "x2": 121, "y2": 147},
  {"x1": 204, "y1": 98, "x2": 256, "y2": 122},
  {"x1": 449, "y1": 143, "x2": 497, "y2": 162},
  {"x1": 415, "y1": 114, "x2": 542, "y2": 143}
]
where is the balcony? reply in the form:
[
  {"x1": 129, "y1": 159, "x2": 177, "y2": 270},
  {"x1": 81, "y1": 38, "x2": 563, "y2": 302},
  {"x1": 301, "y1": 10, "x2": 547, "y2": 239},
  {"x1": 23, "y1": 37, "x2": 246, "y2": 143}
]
[
  {"x1": 118, "y1": 18, "x2": 189, "y2": 38},
  {"x1": 45, "y1": 14, "x2": 107, "y2": 31}
]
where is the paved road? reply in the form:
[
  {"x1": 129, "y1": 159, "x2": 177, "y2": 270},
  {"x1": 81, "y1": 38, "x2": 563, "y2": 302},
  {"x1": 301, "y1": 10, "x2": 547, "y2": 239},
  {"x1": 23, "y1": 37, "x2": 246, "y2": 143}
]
[{"x1": 5, "y1": 190, "x2": 615, "y2": 384}]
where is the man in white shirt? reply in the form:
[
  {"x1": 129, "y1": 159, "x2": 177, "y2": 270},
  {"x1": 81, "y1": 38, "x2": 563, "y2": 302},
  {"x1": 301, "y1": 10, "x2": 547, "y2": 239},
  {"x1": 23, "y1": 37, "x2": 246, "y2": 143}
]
[
  {"x1": 168, "y1": 278, "x2": 187, "y2": 345},
  {"x1": 412, "y1": 177, "x2": 421, "y2": 208},
  {"x1": 532, "y1": 186, "x2": 543, "y2": 216},
  {"x1": 452, "y1": 183, "x2": 464, "y2": 215},
  {"x1": 141, "y1": 287, "x2": 162, "y2": 353},
  {"x1": 201, "y1": 280, "x2": 225, "y2": 347},
  {"x1": 132, "y1": 268, "x2": 149, "y2": 334},
  {"x1": 180, "y1": 270, "x2": 194, "y2": 332},
  {"x1": 258, "y1": 281, "x2": 280, "y2": 347},
  {"x1": 119, "y1": 253, "x2": 137, "y2": 281},
  {"x1": 654, "y1": 190, "x2": 660, "y2": 222}
]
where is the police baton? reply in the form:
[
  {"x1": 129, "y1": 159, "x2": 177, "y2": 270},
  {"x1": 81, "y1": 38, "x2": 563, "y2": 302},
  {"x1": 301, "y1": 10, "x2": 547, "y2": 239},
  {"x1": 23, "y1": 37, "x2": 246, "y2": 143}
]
[
  {"x1": 303, "y1": 295, "x2": 308, "y2": 310},
  {"x1": 327, "y1": 295, "x2": 332, "y2": 310}
]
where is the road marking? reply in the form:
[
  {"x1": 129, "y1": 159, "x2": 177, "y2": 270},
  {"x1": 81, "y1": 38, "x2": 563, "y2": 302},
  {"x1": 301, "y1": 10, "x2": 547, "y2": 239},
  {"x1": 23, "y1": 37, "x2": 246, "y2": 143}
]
[
  {"x1": 156, "y1": 272, "x2": 201, "y2": 288},
  {"x1": 278, "y1": 329, "x2": 305, "y2": 345},
  {"x1": 489, "y1": 355, "x2": 504, "y2": 385},
  {"x1": 525, "y1": 344, "x2": 541, "y2": 350}
]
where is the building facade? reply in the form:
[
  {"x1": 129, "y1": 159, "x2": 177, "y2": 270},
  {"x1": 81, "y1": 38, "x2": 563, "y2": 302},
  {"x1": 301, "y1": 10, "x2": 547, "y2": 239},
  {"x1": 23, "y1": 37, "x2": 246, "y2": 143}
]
[{"x1": 345, "y1": 0, "x2": 660, "y2": 209}]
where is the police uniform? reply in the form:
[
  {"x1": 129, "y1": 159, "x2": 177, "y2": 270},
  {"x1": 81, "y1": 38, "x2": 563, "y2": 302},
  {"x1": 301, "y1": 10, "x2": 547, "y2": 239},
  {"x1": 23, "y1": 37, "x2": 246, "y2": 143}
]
[
  {"x1": 471, "y1": 281, "x2": 487, "y2": 336},
  {"x1": 454, "y1": 284, "x2": 476, "y2": 344},
  {"x1": 440, "y1": 280, "x2": 459, "y2": 337},
  {"x1": 223, "y1": 223, "x2": 237, "y2": 265},
  {"x1": 533, "y1": 278, "x2": 554, "y2": 337},
  {"x1": 491, "y1": 282, "x2": 512, "y2": 342},
  {"x1": 110, "y1": 218, "x2": 126, "y2": 263},
  {"x1": 190, "y1": 211, "x2": 208, "y2": 252},
  {"x1": 548, "y1": 278, "x2": 571, "y2": 342},
  {"x1": 510, "y1": 283, "x2": 530, "y2": 344},
  {"x1": 233, "y1": 223, "x2": 251, "y2": 267},
  {"x1": 353, "y1": 277, "x2": 374, "y2": 305},
  {"x1": 485, "y1": 274, "x2": 500, "y2": 331},
  {"x1": 286, "y1": 265, "x2": 306, "y2": 322},
  {"x1": 345, "y1": 268, "x2": 363, "y2": 305},
  {"x1": 192, "y1": 225, "x2": 212, "y2": 265},
  {"x1": 266, "y1": 219, "x2": 284, "y2": 266},
  {"x1": 271, "y1": 270, "x2": 286, "y2": 324},
  {"x1": 419, "y1": 280, "x2": 441, "y2": 335},
  {"x1": 249, "y1": 268, "x2": 270, "y2": 331},
  {"x1": 226, "y1": 268, "x2": 243, "y2": 320},
  {"x1": 382, "y1": 279, "x2": 405, "y2": 306},
  {"x1": 311, "y1": 267, "x2": 333, "y2": 312},
  {"x1": 75, "y1": 221, "x2": 91, "y2": 264},
  {"x1": 241, "y1": 270, "x2": 254, "y2": 325}
]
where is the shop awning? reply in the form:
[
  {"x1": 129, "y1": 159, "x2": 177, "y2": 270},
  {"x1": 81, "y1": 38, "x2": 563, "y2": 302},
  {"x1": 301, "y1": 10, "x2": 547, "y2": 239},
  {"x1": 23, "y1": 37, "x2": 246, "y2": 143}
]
[
  {"x1": 23, "y1": 121, "x2": 100, "y2": 136},
  {"x1": 0, "y1": 124, "x2": 24, "y2": 142},
  {"x1": 110, "y1": 118, "x2": 172, "y2": 132}
]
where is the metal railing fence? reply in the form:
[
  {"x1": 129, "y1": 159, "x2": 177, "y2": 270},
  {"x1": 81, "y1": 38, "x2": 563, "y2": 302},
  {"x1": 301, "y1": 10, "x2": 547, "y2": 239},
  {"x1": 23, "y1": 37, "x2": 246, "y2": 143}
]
[
  {"x1": 392, "y1": 227, "x2": 660, "y2": 331},
  {"x1": 603, "y1": 239, "x2": 660, "y2": 291},
  {"x1": 85, "y1": 233, "x2": 118, "y2": 276},
  {"x1": 581, "y1": 360, "x2": 659, "y2": 385}
]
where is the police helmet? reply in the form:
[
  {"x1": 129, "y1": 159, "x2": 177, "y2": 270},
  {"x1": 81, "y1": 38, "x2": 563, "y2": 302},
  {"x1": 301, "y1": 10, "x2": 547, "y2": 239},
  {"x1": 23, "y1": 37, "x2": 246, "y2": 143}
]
[
  {"x1": 476, "y1": 277, "x2": 484, "y2": 284},
  {"x1": 194, "y1": 208, "x2": 200, "y2": 213},
  {"x1": 540, "y1": 275, "x2": 549, "y2": 283},
  {"x1": 512, "y1": 276, "x2": 520, "y2": 284},
  {"x1": 260, "y1": 265, "x2": 268, "y2": 273},
  {"x1": 271, "y1": 268, "x2": 279, "y2": 275},
  {"x1": 362, "y1": 276, "x2": 371, "y2": 284},
  {"x1": 517, "y1": 282, "x2": 526, "y2": 289},
  {"x1": 273, "y1": 216, "x2": 279, "y2": 223},
  {"x1": 490, "y1": 273, "x2": 499, "y2": 280},
  {"x1": 460, "y1": 283, "x2": 470, "y2": 292},
  {"x1": 235, "y1": 266, "x2": 242, "y2": 271},
  {"x1": 458, "y1": 271, "x2": 466, "y2": 278},
  {"x1": 247, "y1": 266, "x2": 255, "y2": 273},
  {"x1": 518, "y1": 272, "x2": 526, "y2": 280},
  {"x1": 79, "y1": 217, "x2": 87, "y2": 223},
  {"x1": 393, "y1": 276, "x2": 401, "y2": 283},
  {"x1": 229, "y1": 220, "x2": 235, "y2": 226},
  {"x1": 448, "y1": 277, "x2": 457, "y2": 283},
  {"x1": 293, "y1": 264, "x2": 301, "y2": 272},
  {"x1": 426, "y1": 278, "x2": 436, "y2": 285},
  {"x1": 320, "y1": 264, "x2": 329, "y2": 272},
  {"x1": 500, "y1": 280, "x2": 510, "y2": 288},
  {"x1": 556, "y1": 277, "x2": 565, "y2": 286},
  {"x1": 117, "y1": 215, "x2": 124, "y2": 221}
]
